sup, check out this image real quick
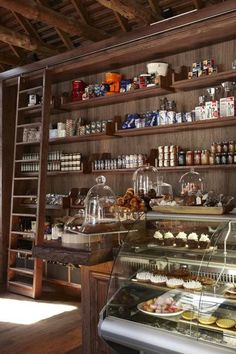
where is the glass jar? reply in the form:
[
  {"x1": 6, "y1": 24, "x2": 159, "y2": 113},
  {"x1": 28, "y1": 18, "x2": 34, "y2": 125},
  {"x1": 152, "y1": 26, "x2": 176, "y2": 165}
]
[
  {"x1": 216, "y1": 142, "x2": 222, "y2": 153},
  {"x1": 210, "y1": 142, "x2": 217, "y2": 154},
  {"x1": 222, "y1": 141, "x2": 229, "y2": 153},
  {"x1": 209, "y1": 153, "x2": 216, "y2": 165},
  {"x1": 215, "y1": 153, "x2": 221, "y2": 165},
  {"x1": 234, "y1": 153, "x2": 236, "y2": 164},
  {"x1": 178, "y1": 151, "x2": 186, "y2": 166},
  {"x1": 229, "y1": 141, "x2": 235, "y2": 153},
  {"x1": 221, "y1": 153, "x2": 227, "y2": 164},
  {"x1": 227, "y1": 153, "x2": 233, "y2": 164},
  {"x1": 201, "y1": 150, "x2": 210, "y2": 165},
  {"x1": 186, "y1": 151, "x2": 194, "y2": 165},
  {"x1": 194, "y1": 150, "x2": 201, "y2": 165}
]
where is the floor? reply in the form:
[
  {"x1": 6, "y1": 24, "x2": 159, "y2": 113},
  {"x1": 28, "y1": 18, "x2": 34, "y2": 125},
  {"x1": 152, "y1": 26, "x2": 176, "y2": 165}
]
[{"x1": 0, "y1": 287, "x2": 83, "y2": 354}]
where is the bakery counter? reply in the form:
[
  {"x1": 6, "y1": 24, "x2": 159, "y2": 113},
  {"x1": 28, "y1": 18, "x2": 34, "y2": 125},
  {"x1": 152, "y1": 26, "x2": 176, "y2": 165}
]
[{"x1": 33, "y1": 240, "x2": 114, "y2": 266}]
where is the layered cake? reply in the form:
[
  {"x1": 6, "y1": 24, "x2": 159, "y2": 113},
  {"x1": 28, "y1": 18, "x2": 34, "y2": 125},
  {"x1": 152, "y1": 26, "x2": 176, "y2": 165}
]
[
  {"x1": 166, "y1": 278, "x2": 184, "y2": 288},
  {"x1": 150, "y1": 274, "x2": 167, "y2": 285},
  {"x1": 187, "y1": 232, "x2": 199, "y2": 249},
  {"x1": 183, "y1": 280, "x2": 202, "y2": 291},
  {"x1": 136, "y1": 271, "x2": 151, "y2": 282},
  {"x1": 163, "y1": 231, "x2": 175, "y2": 246},
  {"x1": 199, "y1": 233, "x2": 210, "y2": 249},
  {"x1": 153, "y1": 230, "x2": 164, "y2": 245},
  {"x1": 175, "y1": 231, "x2": 187, "y2": 247}
]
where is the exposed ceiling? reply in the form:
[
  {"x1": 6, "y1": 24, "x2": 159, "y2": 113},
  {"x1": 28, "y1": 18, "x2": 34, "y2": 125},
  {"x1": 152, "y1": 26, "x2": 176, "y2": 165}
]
[{"x1": 0, "y1": 0, "x2": 228, "y2": 72}]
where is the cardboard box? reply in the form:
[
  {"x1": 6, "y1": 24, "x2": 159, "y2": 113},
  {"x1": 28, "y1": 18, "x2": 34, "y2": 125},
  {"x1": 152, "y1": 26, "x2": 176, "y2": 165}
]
[{"x1": 220, "y1": 97, "x2": 235, "y2": 117}]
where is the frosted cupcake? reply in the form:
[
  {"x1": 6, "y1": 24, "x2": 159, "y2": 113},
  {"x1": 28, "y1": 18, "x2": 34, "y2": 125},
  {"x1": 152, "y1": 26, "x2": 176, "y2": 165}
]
[
  {"x1": 153, "y1": 230, "x2": 164, "y2": 246},
  {"x1": 163, "y1": 231, "x2": 175, "y2": 246},
  {"x1": 187, "y1": 232, "x2": 199, "y2": 249},
  {"x1": 150, "y1": 274, "x2": 167, "y2": 285},
  {"x1": 199, "y1": 234, "x2": 210, "y2": 249},
  {"x1": 175, "y1": 231, "x2": 187, "y2": 247},
  {"x1": 136, "y1": 271, "x2": 151, "y2": 282}
]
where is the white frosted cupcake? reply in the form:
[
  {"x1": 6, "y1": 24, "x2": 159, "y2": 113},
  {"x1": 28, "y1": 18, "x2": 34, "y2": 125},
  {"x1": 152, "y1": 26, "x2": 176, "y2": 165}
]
[
  {"x1": 187, "y1": 232, "x2": 198, "y2": 249},
  {"x1": 199, "y1": 234, "x2": 210, "y2": 249},
  {"x1": 166, "y1": 278, "x2": 184, "y2": 289},
  {"x1": 150, "y1": 274, "x2": 167, "y2": 285},
  {"x1": 183, "y1": 280, "x2": 202, "y2": 291},
  {"x1": 175, "y1": 232, "x2": 187, "y2": 247},
  {"x1": 136, "y1": 271, "x2": 151, "y2": 282},
  {"x1": 153, "y1": 231, "x2": 163, "y2": 245},
  {"x1": 164, "y1": 231, "x2": 175, "y2": 246}
]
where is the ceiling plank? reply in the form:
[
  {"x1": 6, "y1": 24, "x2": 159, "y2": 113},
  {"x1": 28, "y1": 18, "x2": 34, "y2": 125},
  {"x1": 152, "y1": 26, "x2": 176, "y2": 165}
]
[
  {"x1": 147, "y1": 0, "x2": 163, "y2": 19},
  {"x1": 0, "y1": 0, "x2": 108, "y2": 41},
  {"x1": 96, "y1": 0, "x2": 154, "y2": 24},
  {"x1": 8, "y1": 44, "x2": 22, "y2": 58},
  {"x1": 71, "y1": 0, "x2": 91, "y2": 25},
  {"x1": 0, "y1": 52, "x2": 20, "y2": 65},
  {"x1": 113, "y1": 11, "x2": 131, "y2": 32},
  {"x1": 0, "y1": 24, "x2": 58, "y2": 55},
  {"x1": 193, "y1": 0, "x2": 204, "y2": 9}
]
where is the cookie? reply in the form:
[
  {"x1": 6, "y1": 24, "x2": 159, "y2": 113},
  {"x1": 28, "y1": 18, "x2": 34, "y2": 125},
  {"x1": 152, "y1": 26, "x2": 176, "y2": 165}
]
[
  {"x1": 216, "y1": 319, "x2": 236, "y2": 329},
  {"x1": 198, "y1": 316, "x2": 217, "y2": 325},
  {"x1": 182, "y1": 311, "x2": 198, "y2": 321}
]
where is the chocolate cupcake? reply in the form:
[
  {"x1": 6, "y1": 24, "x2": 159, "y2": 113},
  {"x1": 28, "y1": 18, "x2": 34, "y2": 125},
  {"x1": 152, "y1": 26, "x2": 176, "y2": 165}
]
[
  {"x1": 175, "y1": 231, "x2": 187, "y2": 247},
  {"x1": 187, "y1": 232, "x2": 199, "y2": 249},
  {"x1": 163, "y1": 231, "x2": 175, "y2": 246},
  {"x1": 199, "y1": 234, "x2": 210, "y2": 249},
  {"x1": 153, "y1": 230, "x2": 164, "y2": 246}
]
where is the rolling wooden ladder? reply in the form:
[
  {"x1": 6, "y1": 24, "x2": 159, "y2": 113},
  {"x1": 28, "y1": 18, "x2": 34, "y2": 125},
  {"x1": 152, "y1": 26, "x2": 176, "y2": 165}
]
[{"x1": 7, "y1": 69, "x2": 51, "y2": 298}]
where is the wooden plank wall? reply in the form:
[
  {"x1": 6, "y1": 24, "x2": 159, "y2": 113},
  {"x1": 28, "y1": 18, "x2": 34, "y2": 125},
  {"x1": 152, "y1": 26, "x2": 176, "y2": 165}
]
[{"x1": 49, "y1": 39, "x2": 236, "y2": 199}]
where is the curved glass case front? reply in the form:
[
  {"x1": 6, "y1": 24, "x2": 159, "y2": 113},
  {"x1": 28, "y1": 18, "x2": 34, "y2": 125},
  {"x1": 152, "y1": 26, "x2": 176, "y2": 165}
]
[{"x1": 101, "y1": 212, "x2": 236, "y2": 354}]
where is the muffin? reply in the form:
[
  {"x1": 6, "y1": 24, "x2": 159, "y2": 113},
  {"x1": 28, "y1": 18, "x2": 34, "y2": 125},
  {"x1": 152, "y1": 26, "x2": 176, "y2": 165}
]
[
  {"x1": 187, "y1": 232, "x2": 199, "y2": 249},
  {"x1": 163, "y1": 231, "x2": 175, "y2": 246},
  {"x1": 175, "y1": 231, "x2": 187, "y2": 247},
  {"x1": 199, "y1": 234, "x2": 210, "y2": 249},
  {"x1": 153, "y1": 230, "x2": 164, "y2": 246}
]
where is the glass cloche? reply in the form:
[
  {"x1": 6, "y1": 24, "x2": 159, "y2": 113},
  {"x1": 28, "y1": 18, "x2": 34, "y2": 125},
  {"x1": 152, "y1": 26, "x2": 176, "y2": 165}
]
[
  {"x1": 80, "y1": 175, "x2": 120, "y2": 234},
  {"x1": 132, "y1": 164, "x2": 159, "y2": 198},
  {"x1": 179, "y1": 168, "x2": 204, "y2": 205}
]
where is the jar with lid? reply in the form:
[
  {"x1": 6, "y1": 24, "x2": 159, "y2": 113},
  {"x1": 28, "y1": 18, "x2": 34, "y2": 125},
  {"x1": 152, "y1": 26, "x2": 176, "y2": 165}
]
[
  {"x1": 194, "y1": 150, "x2": 201, "y2": 165},
  {"x1": 221, "y1": 153, "x2": 227, "y2": 164},
  {"x1": 201, "y1": 150, "x2": 210, "y2": 165},
  {"x1": 186, "y1": 151, "x2": 194, "y2": 166},
  {"x1": 227, "y1": 153, "x2": 233, "y2": 164},
  {"x1": 178, "y1": 151, "x2": 186, "y2": 166},
  {"x1": 216, "y1": 142, "x2": 222, "y2": 153},
  {"x1": 222, "y1": 141, "x2": 229, "y2": 153},
  {"x1": 209, "y1": 153, "x2": 215, "y2": 165},
  {"x1": 211, "y1": 142, "x2": 217, "y2": 154},
  {"x1": 215, "y1": 153, "x2": 221, "y2": 165},
  {"x1": 229, "y1": 141, "x2": 235, "y2": 153}
]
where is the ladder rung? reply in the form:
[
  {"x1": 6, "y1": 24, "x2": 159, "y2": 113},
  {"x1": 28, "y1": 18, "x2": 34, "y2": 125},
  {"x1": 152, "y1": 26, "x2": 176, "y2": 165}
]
[
  {"x1": 9, "y1": 267, "x2": 34, "y2": 276},
  {"x1": 13, "y1": 195, "x2": 37, "y2": 198},
  {"x1": 11, "y1": 231, "x2": 35, "y2": 237},
  {"x1": 12, "y1": 213, "x2": 36, "y2": 218},
  {"x1": 15, "y1": 159, "x2": 39, "y2": 163},
  {"x1": 16, "y1": 141, "x2": 40, "y2": 146},
  {"x1": 9, "y1": 248, "x2": 32, "y2": 255},
  {"x1": 19, "y1": 86, "x2": 42, "y2": 94},
  {"x1": 14, "y1": 177, "x2": 38, "y2": 181},
  {"x1": 17, "y1": 122, "x2": 41, "y2": 129},
  {"x1": 8, "y1": 281, "x2": 33, "y2": 297},
  {"x1": 18, "y1": 104, "x2": 42, "y2": 112}
]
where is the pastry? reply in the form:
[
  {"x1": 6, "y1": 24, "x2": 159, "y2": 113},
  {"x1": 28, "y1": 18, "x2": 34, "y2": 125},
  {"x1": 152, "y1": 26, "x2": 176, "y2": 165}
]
[
  {"x1": 199, "y1": 277, "x2": 215, "y2": 286},
  {"x1": 153, "y1": 230, "x2": 164, "y2": 245},
  {"x1": 216, "y1": 318, "x2": 236, "y2": 329},
  {"x1": 182, "y1": 311, "x2": 198, "y2": 321},
  {"x1": 163, "y1": 231, "x2": 175, "y2": 246},
  {"x1": 166, "y1": 278, "x2": 184, "y2": 289},
  {"x1": 224, "y1": 287, "x2": 236, "y2": 299},
  {"x1": 199, "y1": 233, "x2": 210, "y2": 249},
  {"x1": 136, "y1": 271, "x2": 151, "y2": 282},
  {"x1": 198, "y1": 316, "x2": 217, "y2": 325},
  {"x1": 150, "y1": 274, "x2": 167, "y2": 285},
  {"x1": 187, "y1": 232, "x2": 199, "y2": 249},
  {"x1": 183, "y1": 280, "x2": 202, "y2": 291},
  {"x1": 175, "y1": 231, "x2": 187, "y2": 247}
]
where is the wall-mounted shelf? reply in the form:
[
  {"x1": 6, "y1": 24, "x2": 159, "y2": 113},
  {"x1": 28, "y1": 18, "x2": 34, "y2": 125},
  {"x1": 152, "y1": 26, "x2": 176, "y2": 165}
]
[
  {"x1": 115, "y1": 116, "x2": 236, "y2": 137},
  {"x1": 156, "y1": 164, "x2": 236, "y2": 172},
  {"x1": 172, "y1": 69, "x2": 236, "y2": 91},
  {"x1": 92, "y1": 168, "x2": 136, "y2": 174}
]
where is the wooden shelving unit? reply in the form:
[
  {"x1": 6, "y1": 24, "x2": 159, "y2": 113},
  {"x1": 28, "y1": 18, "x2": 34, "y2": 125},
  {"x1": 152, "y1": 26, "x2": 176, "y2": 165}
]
[{"x1": 156, "y1": 164, "x2": 236, "y2": 172}]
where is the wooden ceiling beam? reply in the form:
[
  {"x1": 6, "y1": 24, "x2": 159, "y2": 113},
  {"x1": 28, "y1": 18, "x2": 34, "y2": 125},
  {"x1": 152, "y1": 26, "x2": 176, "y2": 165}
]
[
  {"x1": 0, "y1": 0, "x2": 108, "y2": 41},
  {"x1": 36, "y1": 0, "x2": 74, "y2": 50},
  {"x1": 148, "y1": 0, "x2": 163, "y2": 19},
  {"x1": 113, "y1": 11, "x2": 131, "y2": 32},
  {"x1": 0, "y1": 24, "x2": 58, "y2": 55},
  {"x1": 96, "y1": 0, "x2": 154, "y2": 24},
  {"x1": 71, "y1": 0, "x2": 91, "y2": 25}
]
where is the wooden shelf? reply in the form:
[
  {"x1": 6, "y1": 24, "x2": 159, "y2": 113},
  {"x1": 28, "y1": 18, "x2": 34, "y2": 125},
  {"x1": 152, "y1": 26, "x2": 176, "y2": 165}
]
[
  {"x1": 17, "y1": 122, "x2": 41, "y2": 129},
  {"x1": 12, "y1": 213, "x2": 36, "y2": 217},
  {"x1": 61, "y1": 85, "x2": 173, "y2": 111},
  {"x1": 172, "y1": 69, "x2": 236, "y2": 91},
  {"x1": 19, "y1": 85, "x2": 42, "y2": 94},
  {"x1": 156, "y1": 164, "x2": 236, "y2": 172},
  {"x1": 9, "y1": 267, "x2": 34, "y2": 276},
  {"x1": 18, "y1": 104, "x2": 42, "y2": 112},
  {"x1": 92, "y1": 168, "x2": 136, "y2": 174},
  {"x1": 16, "y1": 140, "x2": 40, "y2": 146},
  {"x1": 21, "y1": 203, "x2": 63, "y2": 210},
  {"x1": 115, "y1": 116, "x2": 236, "y2": 137},
  {"x1": 14, "y1": 176, "x2": 39, "y2": 181},
  {"x1": 9, "y1": 249, "x2": 32, "y2": 255}
]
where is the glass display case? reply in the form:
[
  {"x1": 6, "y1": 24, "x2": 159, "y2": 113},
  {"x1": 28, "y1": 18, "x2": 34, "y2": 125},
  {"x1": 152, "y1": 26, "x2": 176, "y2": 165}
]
[{"x1": 99, "y1": 212, "x2": 236, "y2": 354}]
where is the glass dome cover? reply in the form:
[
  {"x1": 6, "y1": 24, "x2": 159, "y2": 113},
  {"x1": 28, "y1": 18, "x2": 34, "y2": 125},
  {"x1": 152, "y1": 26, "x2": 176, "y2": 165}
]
[
  {"x1": 80, "y1": 175, "x2": 120, "y2": 234},
  {"x1": 179, "y1": 168, "x2": 204, "y2": 196},
  {"x1": 132, "y1": 164, "x2": 159, "y2": 198}
]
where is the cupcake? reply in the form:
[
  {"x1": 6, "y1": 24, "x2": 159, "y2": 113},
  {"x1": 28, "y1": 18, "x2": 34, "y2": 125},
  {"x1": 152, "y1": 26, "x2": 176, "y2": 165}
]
[
  {"x1": 163, "y1": 232, "x2": 175, "y2": 246},
  {"x1": 136, "y1": 271, "x2": 151, "y2": 282},
  {"x1": 175, "y1": 232, "x2": 187, "y2": 247},
  {"x1": 150, "y1": 274, "x2": 167, "y2": 285},
  {"x1": 187, "y1": 232, "x2": 199, "y2": 249},
  {"x1": 153, "y1": 230, "x2": 164, "y2": 246},
  {"x1": 199, "y1": 234, "x2": 210, "y2": 249}
]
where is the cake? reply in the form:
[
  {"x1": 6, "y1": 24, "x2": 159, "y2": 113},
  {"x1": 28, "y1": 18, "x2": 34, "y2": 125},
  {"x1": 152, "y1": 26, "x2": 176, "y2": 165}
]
[
  {"x1": 216, "y1": 318, "x2": 236, "y2": 329},
  {"x1": 153, "y1": 230, "x2": 164, "y2": 246},
  {"x1": 187, "y1": 232, "x2": 199, "y2": 249},
  {"x1": 183, "y1": 280, "x2": 202, "y2": 291},
  {"x1": 150, "y1": 274, "x2": 167, "y2": 285},
  {"x1": 182, "y1": 311, "x2": 198, "y2": 321},
  {"x1": 199, "y1": 234, "x2": 210, "y2": 249},
  {"x1": 166, "y1": 278, "x2": 184, "y2": 288},
  {"x1": 163, "y1": 231, "x2": 175, "y2": 246},
  {"x1": 136, "y1": 271, "x2": 151, "y2": 282},
  {"x1": 175, "y1": 231, "x2": 187, "y2": 247},
  {"x1": 198, "y1": 316, "x2": 217, "y2": 325}
]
